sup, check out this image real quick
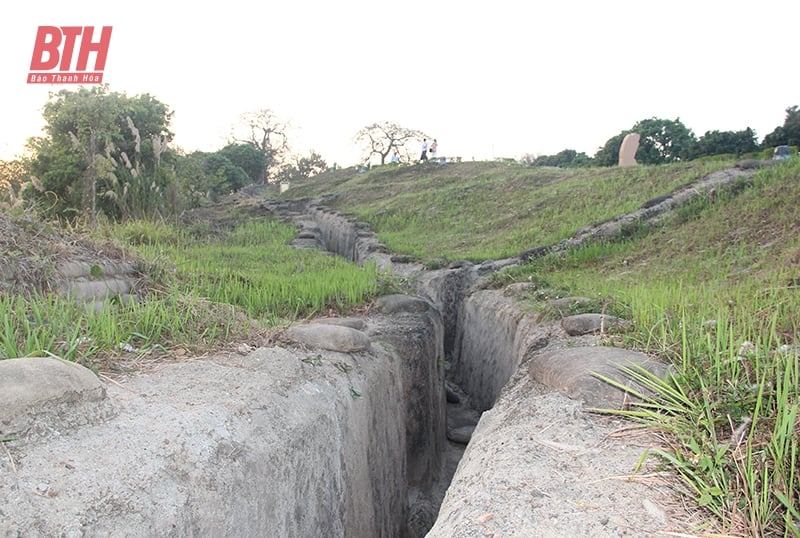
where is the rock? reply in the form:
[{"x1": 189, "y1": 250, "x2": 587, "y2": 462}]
[
  {"x1": 561, "y1": 313, "x2": 631, "y2": 336},
  {"x1": 548, "y1": 296, "x2": 594, "y2": 316},
  {"x1": 447, "y1": 425, "x2": 475, "y2": 444},
  {"x1": 375, "y1": 294, "x2": 431, "y2": 314},
  {"x1": 519, "y1": 245, "x2": 550, "y2": 261},
  {"x1": 503, "y1": 282, "x2": 538, "y2": 298},
  {"x1": 0, "y1": 357, "x2": 107, "y2": 436},
  {"x1": 285, "y1": 323, "x2": 371, "y2": 353},
  {"x1": 528, "y1": 346, "x2": 669, "y2": 409},
  {"x1": 445, "y1": 383, "x2": 461, "y2": 404},
  {"x1": 315, "y1": 317, "x2": 366, "y2": 331},
  {"x1": 619, "y1": 133, "x2": 640, "y2": 166},
  {"x1": 641, "y1": 498, "x2": 669, "y2": 527}
]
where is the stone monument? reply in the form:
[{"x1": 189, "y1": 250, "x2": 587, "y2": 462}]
[{"x1": 618, "y1": 132, "x2": 640, "y2": 166}]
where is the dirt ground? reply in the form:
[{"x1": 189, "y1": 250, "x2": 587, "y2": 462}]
[{"x1": 426, "y1": 318, "x2": 716, "y2": 538}]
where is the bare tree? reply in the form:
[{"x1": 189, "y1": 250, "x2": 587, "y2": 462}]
[
  {"x1": 355, "y1": 121, "x2": 430, "y2": 165},
  {"x1": 230, "y1": 109, "x2": 290, "y2": 182}
]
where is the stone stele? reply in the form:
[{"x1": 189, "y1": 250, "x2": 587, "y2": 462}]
[{"x1": 619, "y1": 132, "x2": 640, "y2": 166}]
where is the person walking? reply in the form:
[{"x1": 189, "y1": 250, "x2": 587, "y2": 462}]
[
  {"x1": 420, "y1": 139, "x2": 429, "y2": 162},
  {"x1": 429, "y1": 139, "x2": 438, "y2": 161}
]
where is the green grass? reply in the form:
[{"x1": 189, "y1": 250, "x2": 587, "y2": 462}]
[
  {"x1": 1, "y1": 217, "x2": 378, "y2": 371},
  {"x1": 476, "y1": 159, "x2": 800, "y2": 537},
  {"x1": 289, "y1": 159, "x2": 737, "y2": 262},
  {"x1": 290, "y1": 157, "x2": 799, "y2": 535},
  {"x1": 122, "y1": 219, "x2": 378, "y2": 320},
  {"x1": 2, "y1": 155, "x2": 797, "y2": 534}
]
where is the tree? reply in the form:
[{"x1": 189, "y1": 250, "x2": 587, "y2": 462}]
[
  {"x1": 593, "y1": 132, "x2": 628, "y2": 167},
  {"x1": 762, "y1": 105, "x2": 800, "y2": 149},
  {"x1": 203, "y1": 153, "x2": 249, "y2": 194},
  {"x1": 276, "y1": 151, "x2": 328, "y2": 184},
  {"x1": 217, "y1": 143, "x2": 268, "y2": 184},
  {"x1": 355, "y1": 121, "x2": 429, "y2": 165},
  {"x1": 230, "y1": 109, "x2": 289, "y2": 183},
  {"x1": 521, "y1": 149, "x2": 591, "y2": 168},
  {"x1": 593, "y1": 117, "x2": 697, "y2": 166},
  {"x1": 0, "y1": 158, "x2": 34, "y2": 211},
  {"x1": 27, "y1": 85, "x2": 174, "y2": 223},
  {"x1": 631, "y1": 117, "x2": 697, "y2": 164},
  {"x1": 695, "y1": 128, "x2": 758, "y2": 158}
]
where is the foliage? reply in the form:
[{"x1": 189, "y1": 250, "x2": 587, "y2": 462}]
[
  {"x1": 354, "y1": 121, "x2": 430, "y2": 165},
  {"x1": 26, "y1": 85, "x2": 174, "y2": 224},
  {"x1": 520, "y1": 149, "x2": 592, "y2": 168},
  {"x1": 0, "y1": 157, "x2": 36, "y2": 213},
  {"x1": 202, "y1": 153, "x2": 250, "y2": 194},
  {"x1": 592, "y1": 131, "x2": 628, "y2": 167},
  {"x1": 632, "y1": 117, "x2": 698, "y2": 164},
  {"x1": 695, "y1": 128, "x2": 758, "y2": 158},
  {"x1": 594, "y1": 117, "x2": 698, "y2": 166},
  {"x1": 229, "y1": 109, "x2": 289, "y2": 182},
  {"x1": 276, "y1": 150, "x2": 328, "y2": 183},
  {"x1": 217, "y1": 143, "x2": 268, "y2": 184},
  {"x1": 762, "y1": 105, "x2": 800, "y2": 149},
  {"x1": 294, "y1": 160, "x2": 732, "y2": 262}
]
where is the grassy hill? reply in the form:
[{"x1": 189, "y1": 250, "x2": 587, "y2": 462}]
[
  {"x1": 286, "y1": 158, "x2": 800, "y2": 536},
  {"x1": 284, "y1": 159, "x2": 741, "y2": 260},
  {"x1": 2, "y1": 156, "x2": 798, "y2": 535}
]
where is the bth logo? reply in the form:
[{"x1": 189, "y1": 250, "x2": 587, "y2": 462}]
[{"x1": 28, "y1": 26, "x2": 112, "y2": 84}]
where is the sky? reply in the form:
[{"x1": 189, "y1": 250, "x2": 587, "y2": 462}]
[{"x1": 2, "y1": 1, "x2": 798, "y2": 167}]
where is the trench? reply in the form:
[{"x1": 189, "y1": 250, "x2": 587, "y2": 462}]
[
  {"x1": 262, "y1": 167, "x2": 754, "y2": 535},
  {"x1": 265, "y1": 198, "x2": 530, "y2": 537},
  {"x1": 3, "y1": 168, "x2": 756, "y2": 536}
]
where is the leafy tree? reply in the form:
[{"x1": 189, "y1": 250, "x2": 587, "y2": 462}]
[
  {"x1": 173, "y1": 150, "x2": 209, "y2": 207},
  {"x1": 594, "y1": 117, "x2": 697, "y2": 166},
  {"x1": 632, "y1": 117, "x2": 697, "y2": 164},
  {"x1": 217, "y1": 143, "x2": 268, "y2": 184},
  {"x1": 27, "y1": 85, "x2": 174, "y2": 223},
  {"x1": 593, "y1": 132, "x2": 628, "y2": 167},
  {"x1": 355, "y1": 121, "x2": 429, "y2": 165},
  {"x1": 522, "y1": 149, "x2": 591, "y2": 168},
  {"x1": 695, "y1": 128, "x2": 758, "y2": 158},
  {"x1": 230, "y1": 109, "x2": 289, "y2": 182},
  {"x1": 0, "y1": 157, "x2": 34, "y2": 211},
  {"x1": 276, "y1": 151, "x2": 327, "y2": 183},
  {"x1": 295, "y1": 151, "x2": 327, "y2": 179},
  {"x1": 762, "y1": 105, "x2": 800, "y2": 148},
  {"x1": 202, "y1": 154, "x2": 250, "y2": 195}
]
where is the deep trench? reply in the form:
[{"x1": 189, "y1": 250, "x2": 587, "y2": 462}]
[
  {"x1": 268, "y1": 198, "x2": 513, "y2": 537},
  {"x1": 264, "y1": 165, "x2": 757, "y2": 536}
]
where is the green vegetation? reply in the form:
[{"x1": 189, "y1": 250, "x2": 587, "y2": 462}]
[
  {"x1": 114, "y1": 218, "x2": 378, "y2": 320},
  {"x1": 287, "y1": 159, "x2": 737, "y2": 262},
  {"x1": 0, "y1": 217, "x2": 378, "y2": 372},
  {"x1": 1, "y1": 153, "x2": 798, "y2": 535},
  {"x1": 287, "y1": 158, "x2": 800, "y2": 536}
]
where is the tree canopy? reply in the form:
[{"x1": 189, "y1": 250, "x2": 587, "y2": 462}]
[
  {"x1": 230, "y1": 109, "x2": 289, "y2": 182},
  {"x1": 27, "y1": 85, "x2": 175, "y2": 223},
  {"x1": 593, "y1": 117, "x2": 697, "y2": 166},
  {"x1": 695, "y1": 128, "x2": 758, "y2": 158},
  {"x1": 762, "y1": 105, "x2": 800, "y2": 149}
]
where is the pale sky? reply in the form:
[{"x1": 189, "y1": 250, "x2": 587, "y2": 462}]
[{"x1": 2, "y1": 1, "x2": 798, "y2": 166}]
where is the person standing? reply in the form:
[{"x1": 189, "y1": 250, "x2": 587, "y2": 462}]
[
  {"x1": 429, "y1": 139, "x2": 438, "y2": 160},
  {"x1": 420, "y1": 139, "x2": 429, "y2": 162}
]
